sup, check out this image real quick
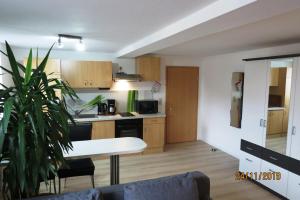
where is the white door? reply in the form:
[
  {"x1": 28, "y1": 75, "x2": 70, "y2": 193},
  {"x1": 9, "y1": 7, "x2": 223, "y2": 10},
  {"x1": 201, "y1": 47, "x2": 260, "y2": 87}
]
[
  {"x1": 242, "y1": 60, "x2": 269, "y2": 146},
  {"x1": 290, "y1": 58, "x2": 300, "y2": 160}
]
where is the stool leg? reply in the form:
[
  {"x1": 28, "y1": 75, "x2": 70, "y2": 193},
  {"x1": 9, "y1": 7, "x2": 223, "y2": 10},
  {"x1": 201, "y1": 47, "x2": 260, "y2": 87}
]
[
  {"x1": 91, "y1": 175, "x2": 95, "y2": 188},
  {"x1": 64, "y1": 178, "x2": 67, "y2": 188}
]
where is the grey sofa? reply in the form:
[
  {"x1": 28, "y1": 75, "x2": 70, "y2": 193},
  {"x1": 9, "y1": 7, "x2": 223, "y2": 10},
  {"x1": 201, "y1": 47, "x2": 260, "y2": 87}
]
[{"x1": 32, "y1": 171, "x2": 210, "y2": 200}]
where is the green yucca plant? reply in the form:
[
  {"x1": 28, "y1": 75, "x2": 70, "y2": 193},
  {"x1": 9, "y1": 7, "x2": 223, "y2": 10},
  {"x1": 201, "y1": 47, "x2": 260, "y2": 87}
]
[{"x1": 0, "y1": 42, "x2": 78, "y2": 199}]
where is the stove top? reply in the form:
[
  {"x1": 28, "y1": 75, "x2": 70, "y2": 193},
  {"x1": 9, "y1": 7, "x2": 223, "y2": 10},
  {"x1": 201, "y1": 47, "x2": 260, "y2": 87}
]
[{"x1": 119, "y1": 112, "x2": 135, "y2": 117}]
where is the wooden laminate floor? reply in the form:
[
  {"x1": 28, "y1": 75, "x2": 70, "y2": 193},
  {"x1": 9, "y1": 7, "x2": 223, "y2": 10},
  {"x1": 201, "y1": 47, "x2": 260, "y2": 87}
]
[{"x1": 41, "y1": 141, "x2": 280, "y2": 200}]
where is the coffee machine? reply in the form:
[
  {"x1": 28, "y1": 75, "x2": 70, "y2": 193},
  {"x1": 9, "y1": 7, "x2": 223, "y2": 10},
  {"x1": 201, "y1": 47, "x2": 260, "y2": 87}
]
[
  {"x1": 98, "y1": 103, "x2": 107, "y2": 115},
  {"x1": 107, "y1": 99, "x2": 116, "y2": 115}
]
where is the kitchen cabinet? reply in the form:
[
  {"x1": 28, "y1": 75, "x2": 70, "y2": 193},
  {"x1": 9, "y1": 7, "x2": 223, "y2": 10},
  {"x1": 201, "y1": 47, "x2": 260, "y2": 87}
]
[
  {"x1": 24, "y1": 58, "x2": 61, "y2": 98},
  {"x1": 143, "y1": 117, "x2": 165, "y2": 153},
  {"x1": 267, "y1": 110, "x2": 284, "y2": 135},
  {"x1": 61, "y1": 60, "x2": 113, "y2": 88},
  {"x1": 270, "y1": 68, "x2": 279, "y2": 86},
  {"x1": 92, "y1": 121, "x2": 115, "y2": 139},
  {"x1": 136, "y1": 56, "x2": 160, "y2": 82}
]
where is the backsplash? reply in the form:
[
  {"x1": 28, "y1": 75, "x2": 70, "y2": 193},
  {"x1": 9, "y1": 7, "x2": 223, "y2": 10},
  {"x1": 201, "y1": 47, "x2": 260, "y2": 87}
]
[{"x1": 66, "y1": 89, "x2": 163, "y2": 115}]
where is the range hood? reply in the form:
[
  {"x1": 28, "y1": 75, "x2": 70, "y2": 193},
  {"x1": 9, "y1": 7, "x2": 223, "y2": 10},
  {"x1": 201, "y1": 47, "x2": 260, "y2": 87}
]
[{"x1": 114, "y1": 72, "x2": 142, "y2": 82}]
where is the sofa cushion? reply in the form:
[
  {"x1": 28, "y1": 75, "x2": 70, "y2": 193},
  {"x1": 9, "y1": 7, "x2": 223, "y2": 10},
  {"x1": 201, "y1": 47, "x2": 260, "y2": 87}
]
[
  {"x1": 29, "y1": 188, "x2": 102, "y2": 200},
  {"x1": 123, "y1": 172, "x2": 199, "y2": 200}
]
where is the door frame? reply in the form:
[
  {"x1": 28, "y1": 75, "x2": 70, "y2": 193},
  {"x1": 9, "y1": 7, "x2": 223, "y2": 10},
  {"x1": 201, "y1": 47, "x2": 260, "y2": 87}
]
[{"x1": 165, "y1": 66, "x2": 200, "y2": 143}]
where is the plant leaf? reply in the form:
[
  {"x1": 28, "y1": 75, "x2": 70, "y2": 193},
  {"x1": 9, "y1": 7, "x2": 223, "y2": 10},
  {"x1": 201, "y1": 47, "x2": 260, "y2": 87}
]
[
  {"x1": 24, "y1": 49, "x2": 33, "y2": 84},
  {"x1": 5, "y1": 41, "x2": 22, "y2": 89},
  {"x1": 0, "y1": 97, "x2": 13, "y2": 156}
]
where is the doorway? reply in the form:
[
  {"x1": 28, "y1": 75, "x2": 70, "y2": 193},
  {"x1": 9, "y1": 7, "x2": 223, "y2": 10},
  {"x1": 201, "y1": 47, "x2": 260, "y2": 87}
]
[{"x1": 166, "y1": 66, "x2": 199, "y2": 143}]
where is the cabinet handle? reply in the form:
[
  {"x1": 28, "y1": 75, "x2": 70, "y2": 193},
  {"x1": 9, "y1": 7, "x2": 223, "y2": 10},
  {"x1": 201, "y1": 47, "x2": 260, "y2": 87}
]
[
  {"x1": 263, "y1": 120, "x2": 267, "y2": 128},
  {"x1": 246, "y1": 147, "x2": 253, "y2": 151},
  {"x1": 246, "y1": 158, "x2": 253, "y2": 162},
  {"x1": 260, "y1": 119, "x2": 264, "y2": 127},
  {"x1": 292, "y1": 126, "x2": 296, "y2": 135},
  {"x1": 269, "y1": 156, "x2": 278, "y2": 161},
  {"x1": 90, "y1": 82, "x2": 93, "y2": 86}
]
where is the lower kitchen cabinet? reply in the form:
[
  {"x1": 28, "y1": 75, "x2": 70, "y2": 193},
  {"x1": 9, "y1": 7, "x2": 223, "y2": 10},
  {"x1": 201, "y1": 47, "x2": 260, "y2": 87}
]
[
  {"x1": 143, "y1": 117, "x2": 165, "y2": 153},
  {"x1": 287, "y1": 172, "x2": 300, "y2": 200},
  {"x1": 92, "y1": 121, "x2": 115, "y2": 139}
]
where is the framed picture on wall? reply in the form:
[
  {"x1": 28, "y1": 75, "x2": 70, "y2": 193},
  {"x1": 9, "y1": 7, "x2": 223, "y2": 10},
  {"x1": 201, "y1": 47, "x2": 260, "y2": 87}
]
[{"x1": 230, "y1": 72, "x2": 244, "y2": 128}]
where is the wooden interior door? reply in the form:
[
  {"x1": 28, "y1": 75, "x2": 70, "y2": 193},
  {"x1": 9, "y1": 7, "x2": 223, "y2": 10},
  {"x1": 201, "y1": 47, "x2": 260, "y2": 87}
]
[{"x1": 166, "y1": 67, "x2": 199, "y2": 143}]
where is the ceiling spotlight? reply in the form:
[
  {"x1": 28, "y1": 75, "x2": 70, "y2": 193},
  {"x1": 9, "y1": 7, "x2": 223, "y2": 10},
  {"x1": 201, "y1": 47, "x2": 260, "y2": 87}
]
[
  {"x1": 76, "y1": 39, "x2": 85, "y2": 51},
  {"x1": 57, "y1": 36, "x2": 64, "y2": 48},
  {"x1": 57, "y1": 34, "x2": 85, "y2": 51}
]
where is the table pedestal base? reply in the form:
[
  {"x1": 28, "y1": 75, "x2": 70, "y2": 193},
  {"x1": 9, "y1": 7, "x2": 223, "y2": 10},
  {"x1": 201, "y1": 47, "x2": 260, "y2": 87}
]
[{"x1": 110, "y1": 155, "x2": 119, "y2": 185}]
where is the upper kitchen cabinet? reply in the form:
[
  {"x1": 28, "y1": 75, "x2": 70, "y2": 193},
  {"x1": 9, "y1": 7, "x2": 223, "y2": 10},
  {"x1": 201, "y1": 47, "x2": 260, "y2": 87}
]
[
  {"x1": 136, "y1": 56, "x2": 161, "y2": 82},
  {"x1": 24, "y1": 58, "x2": 61, "y2": 98},
  {"x1": 61, "y1": 60, "x2": 113, "y2": 89},
  {"x1": 24, "y1": 58, "x2": 61, "y2": 78}
]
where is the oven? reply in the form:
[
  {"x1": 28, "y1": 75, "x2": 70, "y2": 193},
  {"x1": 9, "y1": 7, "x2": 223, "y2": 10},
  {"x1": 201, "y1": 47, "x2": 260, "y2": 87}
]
[{"x1": 115, "y1": 119, "x2": 143, "y2": 139}]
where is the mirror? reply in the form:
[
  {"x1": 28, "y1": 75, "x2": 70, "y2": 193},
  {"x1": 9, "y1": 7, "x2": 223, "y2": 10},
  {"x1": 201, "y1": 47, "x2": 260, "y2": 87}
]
[
  {"x1": 230, "y1": 72, "x2": 244, "y2": 128},
  {"x1": 265, "y1": 59, "x2": 293, "y2": 155}
]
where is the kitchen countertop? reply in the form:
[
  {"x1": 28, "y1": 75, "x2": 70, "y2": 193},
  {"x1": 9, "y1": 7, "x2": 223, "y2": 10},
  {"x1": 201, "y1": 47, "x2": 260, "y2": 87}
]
[
  {"x1": 73, "y1": 112, "x2": 166, "y2": 123},
  {"x1": 268, "y1": 107, "x2": 285, "y2": 111}
]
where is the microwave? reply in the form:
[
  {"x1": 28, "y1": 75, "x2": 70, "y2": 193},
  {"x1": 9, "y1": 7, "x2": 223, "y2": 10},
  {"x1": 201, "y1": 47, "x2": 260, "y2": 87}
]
[{"x1": 135, "y1": 100, "x2": 158, "y2": 114}]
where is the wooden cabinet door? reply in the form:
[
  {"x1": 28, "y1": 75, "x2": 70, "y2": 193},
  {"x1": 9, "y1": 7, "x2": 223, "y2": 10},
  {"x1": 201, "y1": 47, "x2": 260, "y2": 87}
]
[
  {"x1": 24, "y1": 58, "x2": 60, "y2": 76},
  {"x1": 144, "y1": 124, "x2": 165, "y2": 148},
  {"x1": 91, "y1": 61, "x2": 113, "y2": 88},
  {"x1": 136, "y1": 56, "x2": 160, "y2": 82},
  {"x1": 61, "y1": 60, "x2": 86, "y2": 88},
  {"x1": 61, "y1": 60, "x2": 112, "y2": 88},
  {"x1": 92, "y1": 121, "x2": 115, "y2": 139},
  {"x1": 24, "y1": 58, "x2": 61, "y2": 97},
  {"x1": 143, "y1": 118, "x2": 165, "y2": 152}
]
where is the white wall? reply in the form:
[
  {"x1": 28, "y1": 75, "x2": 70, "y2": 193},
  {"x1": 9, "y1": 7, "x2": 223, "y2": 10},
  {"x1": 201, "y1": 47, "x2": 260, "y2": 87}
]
[
  {"x1": 0, "y1": 43, "x2": 13, "y2": 88},
  {"x1": 161, "y1": 42, "x2": 300, "y2": 159}
]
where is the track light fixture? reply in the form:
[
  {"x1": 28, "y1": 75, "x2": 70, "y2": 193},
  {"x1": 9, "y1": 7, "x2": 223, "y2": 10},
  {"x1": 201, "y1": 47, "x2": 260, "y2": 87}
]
[
  {"x1": 57, "y1": 36, "x2": 64, "y2": 48},
  {"x1": 57, "y1": 34, "x2": 85, "y2": 51}
]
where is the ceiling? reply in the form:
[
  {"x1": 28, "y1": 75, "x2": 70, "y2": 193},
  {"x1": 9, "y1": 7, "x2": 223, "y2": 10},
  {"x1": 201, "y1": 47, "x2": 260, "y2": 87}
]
[
  {"x1": 0, "y1": 0, "x2": 216, "y2": 52},
  {"x1": 1, "y1": 0, "x2": 300, "y2": 58},
  {"x1": 156, "y1": 8, "x2": 300, "y2": 57}
]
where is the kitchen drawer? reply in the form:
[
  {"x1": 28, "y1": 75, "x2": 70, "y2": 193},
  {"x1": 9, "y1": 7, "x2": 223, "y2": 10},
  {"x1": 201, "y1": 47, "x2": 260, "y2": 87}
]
[
  {"x1": 287, "y1": 172, "x2": 300, "y2": 200},
  {"x1": 239, "y1": 151, "x2": 261, "y2": 174},
  {"x1": 260, "y1": 160, "x2": 288, "y2": 197},
  {"x1": 144, "y1": 117, "x2": 165, "y2": 125},
  {"x1": 241, "y1": 139, "x2": 263, "y2": 158}
]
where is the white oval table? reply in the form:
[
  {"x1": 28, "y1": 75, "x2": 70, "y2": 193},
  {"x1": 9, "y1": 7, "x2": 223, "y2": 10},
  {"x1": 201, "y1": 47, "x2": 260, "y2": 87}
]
[{"x1": 63, "y1": 137, "x2": 147, "y2": 185}]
